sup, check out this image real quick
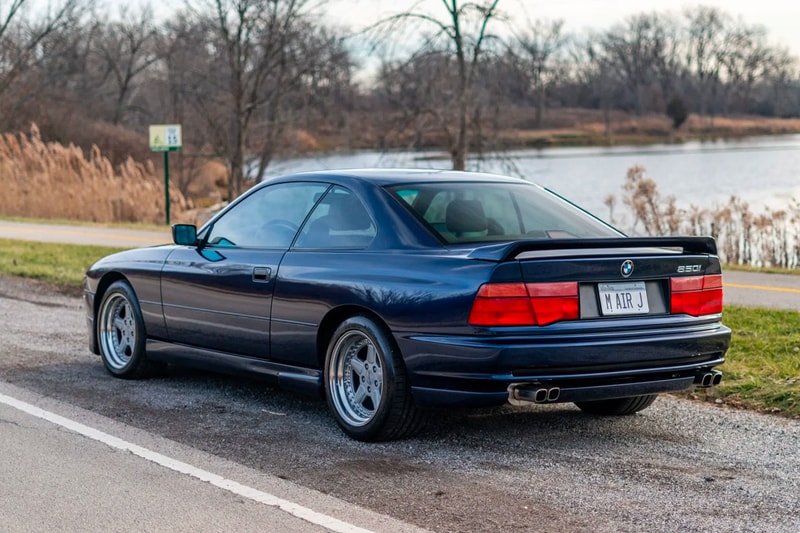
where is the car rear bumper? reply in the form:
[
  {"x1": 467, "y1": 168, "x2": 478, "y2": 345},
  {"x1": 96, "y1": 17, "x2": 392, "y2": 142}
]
[{"x1": 398, "y1": 321, "x2": 731, "y2": 407}]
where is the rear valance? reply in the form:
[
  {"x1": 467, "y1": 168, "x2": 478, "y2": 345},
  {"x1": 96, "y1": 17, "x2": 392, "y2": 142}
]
[{"x1": 468, "y1": 237, "x2": 717, "y2": 262}]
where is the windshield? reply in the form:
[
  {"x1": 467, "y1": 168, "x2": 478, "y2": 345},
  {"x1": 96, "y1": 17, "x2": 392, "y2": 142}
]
[{"x1": 388, "y1": 181, "x2": 622, "y2": 244}]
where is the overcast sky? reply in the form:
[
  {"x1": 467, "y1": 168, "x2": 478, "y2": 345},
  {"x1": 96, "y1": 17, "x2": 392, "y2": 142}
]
[
  {"x1": 316, "y1": 0, "x2": 800, "y2": 55},
  {"x1": 138, "y1": 0, "x2": 800, "y2": 59}
]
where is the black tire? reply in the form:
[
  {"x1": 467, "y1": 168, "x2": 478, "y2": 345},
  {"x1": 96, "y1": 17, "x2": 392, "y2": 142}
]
[
  {"x1": 96, "y1": 280, "x2": 157, "y2": 379},
  {"x1": 324, "y1": 315, "x2": 426, "y2": 441},
  {"x1": 574, "y1": 394, "x2": 658, "y2": 416}
]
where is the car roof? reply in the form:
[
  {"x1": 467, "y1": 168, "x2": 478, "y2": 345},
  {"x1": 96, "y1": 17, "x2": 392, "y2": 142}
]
[{"x1": 264, "y1": 168, "x2": 529, "y2": 187}]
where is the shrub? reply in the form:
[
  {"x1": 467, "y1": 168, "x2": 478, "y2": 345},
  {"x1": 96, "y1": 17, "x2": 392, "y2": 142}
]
[
  {"x1": 666, "y1": 97, "x2": 689, "y2": 130},
  {"x1": 615, "y1": 165, "x2": 800, "y2": 268}
]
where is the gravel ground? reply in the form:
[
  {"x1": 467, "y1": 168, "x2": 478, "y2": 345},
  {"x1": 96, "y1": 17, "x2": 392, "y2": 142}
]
[{"x1": 1, "y1": 275, "x2": 798, "y2": 532}]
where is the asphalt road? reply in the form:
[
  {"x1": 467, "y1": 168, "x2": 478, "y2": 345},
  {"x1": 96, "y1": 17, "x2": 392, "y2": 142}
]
[
  {"x1": 723, "y1": 270, "x2": 800, "y2": 311},
  {"x1": 0, "y1": 220, "x2": 171, "y2": 248},
  {"x1": 0, "y1": 382, "x2": 419, "y2": 533}
]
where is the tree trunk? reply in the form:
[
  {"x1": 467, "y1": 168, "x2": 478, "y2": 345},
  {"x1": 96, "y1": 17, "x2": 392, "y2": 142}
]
[{"x1": 535, "y1": 86, "x2": 545, "y2": 129}]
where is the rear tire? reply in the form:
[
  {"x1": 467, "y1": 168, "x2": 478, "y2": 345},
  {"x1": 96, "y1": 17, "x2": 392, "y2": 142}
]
[
  {"x1": 96, "y1": 280, "x2": 158, "y2": 379},
  {"x1": 324, "y1": 315, "x2": 426, "y2": 441},
  {"x1": 574, "y1": 394, "x2": 658, "y2": 416}
]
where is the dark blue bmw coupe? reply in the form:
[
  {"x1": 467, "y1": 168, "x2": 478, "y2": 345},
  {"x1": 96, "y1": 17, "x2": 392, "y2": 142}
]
[{"x1": 84, "y1": 169, "x2": 730, "y2": 441}]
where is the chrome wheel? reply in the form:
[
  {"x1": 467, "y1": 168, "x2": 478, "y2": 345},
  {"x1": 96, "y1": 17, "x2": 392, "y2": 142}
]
[
  {"x1": 99, "y1": 292, "x2": 138, "y2": 371},
  {"x1": 328, "y1": 330, "x2": 384, "y2": 427},
  {"x1": 96, "y1": 280, "x2": 154, "y2": 379},
  {"x1": 324, "y1": 315, "x2": 426, "y2": 441}
]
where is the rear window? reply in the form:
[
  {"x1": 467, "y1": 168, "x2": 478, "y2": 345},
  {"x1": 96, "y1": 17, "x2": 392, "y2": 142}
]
[{"x1": 388, "y1": 182, "x2": 622, "y2": 244}]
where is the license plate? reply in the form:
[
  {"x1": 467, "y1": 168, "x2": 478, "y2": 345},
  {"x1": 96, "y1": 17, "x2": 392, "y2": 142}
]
[{"x1": 598, "y1": 282, "x2": 649, "y2": 316}]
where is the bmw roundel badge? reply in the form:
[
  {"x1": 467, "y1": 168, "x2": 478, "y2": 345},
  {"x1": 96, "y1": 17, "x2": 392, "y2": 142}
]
[{"x1": 621, "y1": 260, "x2": 634, "y2": 278}]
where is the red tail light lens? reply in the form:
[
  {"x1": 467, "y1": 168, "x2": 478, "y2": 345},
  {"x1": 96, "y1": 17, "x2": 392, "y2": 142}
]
[
  {"x1": 527, "y1": 282, "x2": 579, "y2": 325},
  {"x1": 469, "y1": 282, "x2": 579, "y2": 326},
  {"x1": 469, "y1": 283, "x2": 534, "y2": 326},
  {"x1": 670, "y1": 275, "x2": 723, "y2": 316}
]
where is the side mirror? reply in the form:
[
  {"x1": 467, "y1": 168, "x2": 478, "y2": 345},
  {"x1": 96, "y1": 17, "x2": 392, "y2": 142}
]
[{"x1": 172, "y1": 224, "x2": 198, "y2": 246}]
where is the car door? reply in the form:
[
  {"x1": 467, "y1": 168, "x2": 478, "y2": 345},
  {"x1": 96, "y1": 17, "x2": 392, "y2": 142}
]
[
  {"x1": 270, "y1": 186, "x2": 378, "y2": 367},
  {"x1": 160, "y1": 181, "x2": 330, "y2": 358}
]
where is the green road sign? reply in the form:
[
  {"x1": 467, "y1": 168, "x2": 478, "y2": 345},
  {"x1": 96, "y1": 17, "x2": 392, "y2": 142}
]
[
  {"x1": 149, "y1": 124, "x2": 182, "y2": 152},
  {"x1": 149, "y1": 124, "x2": 183, "y2": 225}
]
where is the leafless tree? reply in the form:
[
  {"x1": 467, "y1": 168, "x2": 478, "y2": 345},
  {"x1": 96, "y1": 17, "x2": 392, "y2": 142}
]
[
  {"x1": 758, "y1": 46, "x2": 798, "y2": 117},
  {"x1": 93, "y1": 5, "x2": 161, "y2": 125},
  {"x1": 376, "y1": 0, "x2": 503, "y2": 170},
  {"x1": 577, "y1": 36, "x2": 616, "y2": 135},
  {"x1": 600, "y1": 13, "x2": 672, "y2": 115},
  {"x1": 683, "y1": 6, "x2": 729, "y2": 118},
  {"x1": 0, "y1": 0, "x2": 83, "y2": 111},
  {"x1": 514, "y1": 18, "x2": 566, "y2": 128},
  {"x1": 185, "y1": 0, "x2": 326, "y2": 199}
]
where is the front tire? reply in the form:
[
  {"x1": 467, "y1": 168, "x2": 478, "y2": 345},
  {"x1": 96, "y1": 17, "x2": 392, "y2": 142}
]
[
  {"x1": 324, "y1": 316, "x2": 425, "y2": 441},
  {"x1": 575, "y1": 394, "x2": 658, "y2": 416},
  {"x1": 96, "y1": 280, "x2": 155, "y2": 379}
]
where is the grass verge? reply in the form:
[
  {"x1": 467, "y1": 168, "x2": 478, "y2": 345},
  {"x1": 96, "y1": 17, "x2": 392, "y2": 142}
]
[
  {"x1": 0, "y1": 238, "x2": 125, "y2": 289},
  {"x1": 0, "y1": 239, "x2": 797, "y2": 418},
  {"x1": 699, "y1": 305, "x2": 800, "y2": 418}
]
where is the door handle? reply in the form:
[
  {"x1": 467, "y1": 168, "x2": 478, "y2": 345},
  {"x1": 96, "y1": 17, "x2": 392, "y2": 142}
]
[{"x1": 253, "y1": 267, "x2": 272, "y2": 282}]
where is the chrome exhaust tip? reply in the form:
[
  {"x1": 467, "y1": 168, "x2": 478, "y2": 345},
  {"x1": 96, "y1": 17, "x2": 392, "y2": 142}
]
[
  {"x1": 508, "y1": 384, "x2": 561, "y2": 404},
  {"x1": 694, "y1": 370, "x2": 723, "y2": 388},
  {"x1": 547, "y1": 387, "x2": 560, "y2": 402}
]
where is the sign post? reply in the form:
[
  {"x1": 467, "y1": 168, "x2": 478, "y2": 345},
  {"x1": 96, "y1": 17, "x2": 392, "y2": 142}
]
[{"x1": 149, "y1": 124, "x2": 183, "y2": 225}]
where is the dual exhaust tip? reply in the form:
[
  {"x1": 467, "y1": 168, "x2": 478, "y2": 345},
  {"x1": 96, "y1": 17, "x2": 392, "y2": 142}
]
[
  {"x1": 510, "y1": 385, "x2": 560, "y2": 404},
  {"x1": 695, "y1": 370, "x2": 723, "y2": 388}
]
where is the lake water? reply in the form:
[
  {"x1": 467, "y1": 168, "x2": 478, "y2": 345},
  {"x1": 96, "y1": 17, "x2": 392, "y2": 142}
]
[{"x1": 262, "y1": 134, "x2": 800, "y2": 222}]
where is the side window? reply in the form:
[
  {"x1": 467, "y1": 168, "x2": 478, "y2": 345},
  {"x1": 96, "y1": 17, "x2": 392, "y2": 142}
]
[
  {"x1": 294, "y1": 186, "x2": 376, "y2": 248},
  {"x1": 206, "y1": 182, "x2": 329, "y2": 248}
]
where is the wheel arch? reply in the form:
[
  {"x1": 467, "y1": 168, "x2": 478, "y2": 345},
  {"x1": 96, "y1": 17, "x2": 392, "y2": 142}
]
[
  {"x1": 316, "y1": 305, "x2": 395, "y2": 368},
  {"x1": 91, "y1": 272, "x2": 131, "y2": 351},
  {"x1": 94, "y1": 272, "x2": 131, "y2": 317}
]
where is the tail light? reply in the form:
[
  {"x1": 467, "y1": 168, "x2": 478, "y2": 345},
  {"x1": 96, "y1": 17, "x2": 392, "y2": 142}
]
[
  {"x1": 670, "y1": 275, "x2": 723, "y2": 316},
  {"x1": 469, "y1": 282, "x2": 579, "y2": 326}
]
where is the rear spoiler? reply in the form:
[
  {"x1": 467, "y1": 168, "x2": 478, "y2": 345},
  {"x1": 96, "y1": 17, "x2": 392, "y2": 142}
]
[{"x1": 467, "y1": 236, "x2": 718, "y2": 262}]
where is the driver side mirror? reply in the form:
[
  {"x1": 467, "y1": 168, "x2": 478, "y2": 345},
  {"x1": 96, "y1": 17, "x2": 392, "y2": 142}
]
[{"x1": 172, "y1": 224, "x2": 198, "y2": 246}]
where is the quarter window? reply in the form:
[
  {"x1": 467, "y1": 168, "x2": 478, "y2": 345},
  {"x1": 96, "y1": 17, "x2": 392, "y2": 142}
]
[{"x1": 294, "y1": 186, "x2": 376, "y2": 248}]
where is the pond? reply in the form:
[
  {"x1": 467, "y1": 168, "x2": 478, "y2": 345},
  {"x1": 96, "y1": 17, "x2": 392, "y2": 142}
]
[{"x1": 261, "y1": 134, "x2": 800, "y2": 223}]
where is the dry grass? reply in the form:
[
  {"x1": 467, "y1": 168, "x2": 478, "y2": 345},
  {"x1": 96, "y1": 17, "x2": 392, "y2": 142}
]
[
  {"x1": 0, "y1": 124, "x2": 189, "y2": 224},
  {"x1": 684, "y1": 115, "x2": 800, "y2": 135},
  {"x1": 615, "y1": 165, "x2": 800, "y2": 268}
]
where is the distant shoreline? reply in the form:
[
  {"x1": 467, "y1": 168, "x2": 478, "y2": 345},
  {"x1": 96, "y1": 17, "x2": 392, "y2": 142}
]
[{"x1": 293, "y1": 110, "x2": 800, "y2": 155}]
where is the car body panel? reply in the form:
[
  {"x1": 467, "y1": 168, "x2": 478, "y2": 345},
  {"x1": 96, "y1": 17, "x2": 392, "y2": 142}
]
[{"x1": 160, "y1": 246, "x2": 284, "y2": 358}]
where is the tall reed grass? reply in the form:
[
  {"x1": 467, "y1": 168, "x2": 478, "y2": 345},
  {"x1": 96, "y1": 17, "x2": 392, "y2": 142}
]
[
  {"x1": 0, "y1": 124, "x2": 189, "y2": 224},
  {"x1": 613, "y1": 165, "x2": 800, "y2": 268}
]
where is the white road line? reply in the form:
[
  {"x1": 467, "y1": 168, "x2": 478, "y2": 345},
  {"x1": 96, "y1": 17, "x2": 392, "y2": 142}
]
[{"x1": 0, "y1": 391, "x2": 373, "y2": 533}]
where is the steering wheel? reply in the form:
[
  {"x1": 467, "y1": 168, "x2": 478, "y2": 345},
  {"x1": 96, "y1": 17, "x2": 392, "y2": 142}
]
[
  {"x1": 266, "y1": 219, "x2": 299, "y2": 233},
  {"x1": 262, "y1": 219, "x2": 299, "y2": 245}
]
